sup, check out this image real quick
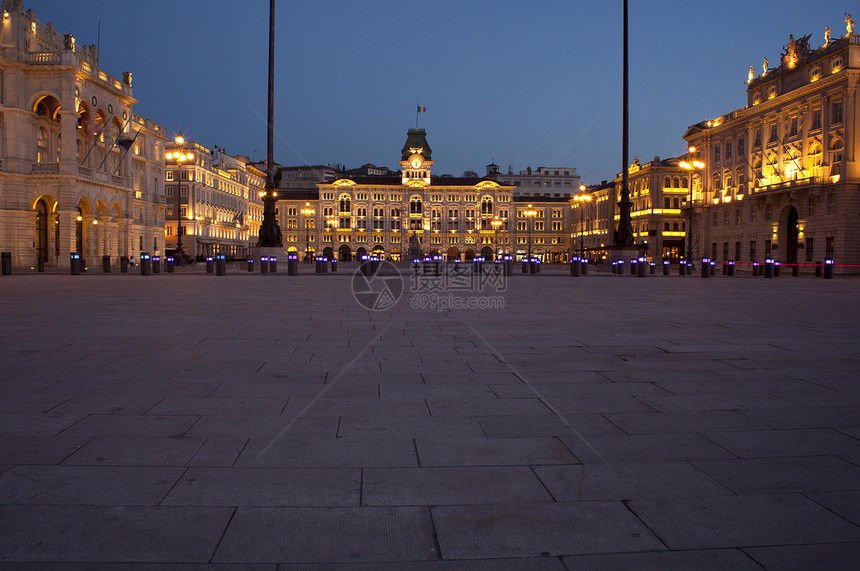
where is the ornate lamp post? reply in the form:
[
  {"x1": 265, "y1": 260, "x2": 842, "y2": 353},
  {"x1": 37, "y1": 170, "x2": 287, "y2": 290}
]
[
  {"x1": 301, "y1": 202, "x2": 315, "y2": 262},
  {"x1": 574, "y1": 186, "x2": 593, "y2": 259},
  {"x1": 524, "y1": 203, "x2": 537, "y2": 260},
  {"x1": 490, "y1": 218, "x2": 502, "y2": 260},
  {"x1": 680, "y1": 146, "x2": 704, "y2": 265},
  {"x1": 165, "y1": 133, "x2": 193, "y2": 260}
]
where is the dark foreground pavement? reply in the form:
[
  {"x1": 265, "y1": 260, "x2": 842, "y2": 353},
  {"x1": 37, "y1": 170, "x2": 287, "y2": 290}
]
[{"x1": 0, "y1": 268, "x2": 858, "y2": 569}]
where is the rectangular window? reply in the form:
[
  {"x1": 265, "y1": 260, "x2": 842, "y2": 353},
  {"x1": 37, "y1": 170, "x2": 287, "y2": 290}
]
[
  {"x1": 552, "y1": 221, "x2": 562, "y2": 231},
  {"x1": 723, "y1": 242, "x2": 729, "y2": 261},
  {"x1": 535, "y1": 221, "x2": 545, "y2": 231},
  {"x1": 166, "y1": 186, "x2": 174, "y2": 197},
  {"x1": 811, "y1": 109, "x2": 821, "y2": 130},
  {"x1": 714, "y1": 146, "x2": 721, "y2": 162},
  {"x1": 180, "y1": 171, "x2": 188, "y2": 181},
  {"x1": 754, "y1": 128, "x2": 762, "y2": 148},
  {"x1": 788, "y1": 117, "x2": 798, "y2": 136},
  {"x1": 725, "y1": 142, "x2": 732, "y2": 159},
  {"x1": 737, "y1": 136, "x2": 744, "y2": 156},
  {"x1": 750, "y1": 240, "x2": 756, "y2": 261},
  {"x1": 166, "y1": 171, "x2": 174, "y2": 181},
  {"x1": 769, "y1": 124, "x2": 779, "y2": 143},
  {"x1": 180, "y1": 186, "x2": 188, "y2": 197},
  {"x1": 712, "y1": 210, "x2": 718, "y2": 227},
  {"x1": 735, "y1": 241, "x2": 741, "y2": 261},
  {"x1": 833, "y1": 101, "x2": 843, "y2": 124},
  {"x1": 825, "y1": 237, "x2": 834, "y2": 259},
  {"x1": 808, "y1": 196, "x2": 815, "y2": 216},
  {"x1": 806, "y1": 237, "x2": 814, "y2": 262},
  {"x1": 750, "y1": 203, "x2": 757, "y2": 222},
  {"x1": 765, "y1": 239, "x2": 771, "y2": 254},
  {"x1": 712, "y1": 243, "x2": 717, "y2": 261},
  {"x1": 827, "y1": 192, "x2": 834, "y2": 214}
]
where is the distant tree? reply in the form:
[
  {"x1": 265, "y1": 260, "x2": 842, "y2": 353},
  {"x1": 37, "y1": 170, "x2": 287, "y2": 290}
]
[{"x1": 462, "y1": 170, "x2": 479, "y2": 178}]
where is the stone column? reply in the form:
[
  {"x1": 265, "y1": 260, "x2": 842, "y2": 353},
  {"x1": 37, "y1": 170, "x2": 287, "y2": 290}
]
[{"x1": 59, "y1": 109, "x2": 78, "y2": 176}]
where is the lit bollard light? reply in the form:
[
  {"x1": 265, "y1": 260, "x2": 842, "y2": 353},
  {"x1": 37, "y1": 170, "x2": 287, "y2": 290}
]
[
  {"x1": 522, "y1": 257, "x2": 530, "y2": 274},
  {"x1": 581, "y1": 258, "x2": 589, "y2": 275},
  {"x1": 774, "y1": 261, "x2": 781, "y2": 277},
  {"x1": 287, "y1": 254, "x2": 298, "y2": 275},
  {"x1": 630, "y1": 258, "x2": 637, "y2": 276},
  {"x1": 752, "y1": 262, "x2": 760, "y2": 276},
  {"x1": 678, "y1": 260, "x2": 686, "y2": 276},
  {"x1": 764, "y1": 257, "x2": 774, "y2": 279},
  {"x1": 824, "y1": 259, "x2": 834, "y2": 279},
  {"x1": 206, "y1": 256, "x2": 215, "y2": 274},
  {"x1": 215, "y1": 254, "x2": 226, "y2": 276},
  {"x1": 503, "y1": 254, "x2": 513, "y2": 276},
  {"x1": 637, "y1": 257, "x2": 647, "y2": 277},
  {"x1": 139, "y1": 253, "x2": 151, "y2": 275},
  {"x1": 70, "y1": 252, "x2": 82, "y2": 275},
  {"x1": 701, "y1": 257, "x2": 711, "y2": 278},
  {"x1": 260, "y1": 256, "x2": 269, "y2": 274},
  {"x1": 662, "y1": 259, "x2": 670, "y2": 275},
  {"x1": 152, "y1": 256, "x2": 161, "y2": 274},
  {"x1": 727, "y1": 260, "x2": 735, "y2": 276},
  {"x1": 269, "y1": 256, "x2": 278, "y2": 273},
  {"x1": 165, "y1": 257, "x2": 174, "y2": 273},
  {"x1": 649, "y1": 262, "x2": 656, "y2": 275},
  {"x1": 247, "y1": 258, "x2": 254, "y2": 272},
  {"x1": 330, "y1": 257, "x2": 337, "y2": 272}
]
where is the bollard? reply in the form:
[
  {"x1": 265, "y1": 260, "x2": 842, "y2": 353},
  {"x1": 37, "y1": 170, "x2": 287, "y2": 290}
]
[
  {"x1": 529, "y1": 259, "x2": 538, "y2": 274},
  {"x1": 792, "y1": 263, "x2": 799, "y2": 277},
  {"x1": 630, "y1": 259, "x2": 637, "y2": 276},
  {"x1": 165, "y1": 257, "x2": 174, "y2": 273},
  {"x1": 824, "y1": 259, "x2": 834, "y2": 279},
  {"x1": 503, "y1": 255, "x2": 513, "y2": 276},
  {"x1": 663, "y1": 260, "x2": 670, "y2": 276},
  {"x1": 774, "y1": 261, "x2": 781, "y2": 277},
  {"x1": 473, "y1": 256, "x2": 484, "y2": 276},
  {"x1": 637, "y1": 257, "x2": 647, "y2": 277},
  {"x1": 752, "y1": 262, "x2": 760, "y2": 276},
  {"x1": 37, "y1": 260, "x2": 44, "y2": 273},
  {"x1": 247, "y1": 258, "x2": 254, "y2": 272},
  {"x1": 152, "y1": 256, "x2": 161, "y2": 273},
  {"x1": 315, "y1": 256, "x2": 324, "y2": 273},
  {"x1": 581, "y1": 258, "x2": 589, "y2": 275},
  {"x1": 140, "y1": 252, "x2": 151, "y2": 275},
  {"x1": 207, "y1": 256, "x2": 215, "y2": 274},
  {"x1": 764, "y1": 257, "x2": 774, "y2": 278},
  {"x1": 369, "y1": 256, "x2": 380, "y2": 275},
  {"x1": 121, "y1": 256, "x2": 129, "y2": 273},
  {"x1": 260, "y1": 256, "x2": 269, "y2": 274},
  {"x1": 70, "y1": 252, "x2": 81, "y2": 275},
  {"x1": 361, "y1": 255, "x2": 372, "y2": 277},
  {"x1": 216, "y1": 254, "x2": 227, "y2": 276},
  {"x1": 330, "y1": 257, "x2": 337, "y2": 272},
  {"x1": 522, "y1": 258, "x2": 530, "y2": 274},
  {"x1": 649, "y1": 262, "x2": 656, "y2": 275},
  {"x1": 701, "y1": 258, "x2": 711, "y2": 278},
  {"x1": 727, "y1": 261, "x2": 735, "y2": 276},
  {"x1": 102, "y1": 255, "x2": 111, "y2": 273},
  {"x1": 570, "y1": 256, "x2": 581, "y2": 277},
  {"x1": 1, "y1": 252, "x2": 11, "y2": 275},
  {"x1": 678, "y1": 261, "x2": 686, "y2": 276},
  {"x1": 269, "y1": 256, "x2": 278, "y2": 273},
  {"x1": 815, "y1": 261, "x2": 823, "y2": 278},
  {"x1": 287, "y1": 254, "x2": 298, "y2": 275}
]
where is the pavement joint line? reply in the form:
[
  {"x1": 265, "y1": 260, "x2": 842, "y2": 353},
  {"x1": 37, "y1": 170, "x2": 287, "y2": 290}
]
[
  {"x1": 467, "y1": 325, "x2": 610, "y2": 465},
  {"x1": 253, "y1": 321, "x2": 393, "y2": 460}
]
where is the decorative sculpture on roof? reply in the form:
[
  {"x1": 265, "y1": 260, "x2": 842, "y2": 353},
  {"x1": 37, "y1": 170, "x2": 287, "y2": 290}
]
[
  {"x1": 763, "y1": 57, "x2": 769, "y2": 75},
  {"x1": 846, "y1": 13, "x2": 855, "y2": 36},
  {"x1": 748, "y1": 65, "x2": 755, "y2": 83},
  {"x1": 781, "y1": 33, "x2": 811, "y2": 68},
  {"x1": 824, "y1": 25, "x2": 831, "y2": 44}
]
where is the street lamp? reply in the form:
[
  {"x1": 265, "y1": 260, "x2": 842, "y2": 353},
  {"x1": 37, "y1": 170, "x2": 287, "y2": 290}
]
[
  {"x1": 523, "y1": 203, "x2": 537, "y2": 261},
  {"x1": 680, "y1": 146, "x2": 704, "y2": 266},
  {"x1": 490, "y1": 218, "x2": 502, "y2": 260},
  {"x1": 326, "y1": 214, "x2": 338, "y2": 260},
  {"x1": 301, "y1": 201, "x2": 315, "y2": 262},
  {"x1": 574, "y1": 186, "x2": 593, "y2": 259},
  {"x1": 165, "y1": 133, "x2": 194, "y2": 261}
]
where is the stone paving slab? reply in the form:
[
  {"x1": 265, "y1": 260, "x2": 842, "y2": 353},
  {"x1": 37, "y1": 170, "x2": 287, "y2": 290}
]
[{"x1": 1, "y1": 272, "x2": 858, "y2": 566}]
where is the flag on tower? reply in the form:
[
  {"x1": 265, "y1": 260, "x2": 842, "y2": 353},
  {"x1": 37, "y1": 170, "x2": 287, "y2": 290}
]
[{"x1": 417, "y1": 105, "x2": 427, "y2": 113}]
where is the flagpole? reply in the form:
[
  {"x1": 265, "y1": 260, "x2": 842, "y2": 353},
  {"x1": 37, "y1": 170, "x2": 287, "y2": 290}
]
[{"x1": 416, "y1": 102, "x2": 419, "y2": 129}]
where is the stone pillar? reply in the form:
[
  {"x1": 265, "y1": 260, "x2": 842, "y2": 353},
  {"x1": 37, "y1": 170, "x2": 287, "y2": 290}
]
[
  {"x1": 59, "y1": 109, "x2": 78, "y2": 176},
  {"x1": 56, "y1": 209, "x2": 77, "y2": 270}
]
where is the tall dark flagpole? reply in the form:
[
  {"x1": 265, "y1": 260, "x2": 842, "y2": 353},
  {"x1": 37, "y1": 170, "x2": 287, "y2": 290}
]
[
  {"x1": 614, "y1": 0, "x2": 634, "y2": 248},
  {"x1": 258, "y1": 0, "x2": 282, "y2": 248}
]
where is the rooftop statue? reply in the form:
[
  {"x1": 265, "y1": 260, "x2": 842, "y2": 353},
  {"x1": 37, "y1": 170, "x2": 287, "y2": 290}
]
[{"x1": 846, "y1": 13, "x2": 855, "y2": 36}]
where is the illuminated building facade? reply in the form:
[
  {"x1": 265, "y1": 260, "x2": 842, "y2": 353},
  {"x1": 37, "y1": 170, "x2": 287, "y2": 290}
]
[
  {"x1": 0, "y1": 0, "x2": 168, "y2": 269},
  {"x1": 486, "y1": 163, "x2": 581, "y2": 199},
  {"x1": 163, "y1": 140, "x2": 264, "y2": 260},
  {"x1": 279, "y1": 128, "x2": 570, "y2": 262},
  {"x1": 683, "y1": 27, "x2": 859, "y2": 270}
]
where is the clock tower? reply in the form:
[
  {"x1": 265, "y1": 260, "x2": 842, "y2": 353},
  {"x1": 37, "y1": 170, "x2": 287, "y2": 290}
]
[{"x1": 399, "y1": 128, "x2": 434, "y2": 185}]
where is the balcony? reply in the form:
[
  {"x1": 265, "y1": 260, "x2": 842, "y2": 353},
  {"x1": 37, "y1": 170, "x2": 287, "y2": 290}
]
[{"x1": 31, "y1": 162, "x2": 59, "y2": 174}]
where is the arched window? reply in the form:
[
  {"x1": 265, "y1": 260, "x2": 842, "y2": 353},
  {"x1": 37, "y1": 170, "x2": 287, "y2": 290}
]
[
  {"x1": 672, "y1": 177, "x2": 680, "y2": 188},
  {"x1": 673, "y1": 222, "x2": 679, "y2": 231},
  {"x1": 681, "y1": 177, "x2": 688, "y2": 188},
  {"x1": 663, "y1": 222, "x2": 670, "y2": 231},
  {"x1": 36, "y1": 127, "x2": 48, "y2": 162},
  {"x1": 830, "y1": 138, "x2": 844, "y2": 165},
  {"x1": 736, "y1": 167, "x2": 745, "y2": 188},
  {"x1": 664, "y1": 177, "x2": 671, "y2": 188},
  {"x1": 724, "y1": 170, "x2": 733, "y2": 189},
  {"x1": 713, "y1": 172, "x2": 722, "y2": 191},
  {"x1": 808, "y1": 143, "x2": 823, "y2": 168},
  {"x1": 339, "y1": 194, "x2": 351, "y2": 213},
  {"x1": 409, "y1": 196, "x2": 423, "y2": 215},
  {"x1": 481, "y1": 196, "x2": 493, "y2": 215}
]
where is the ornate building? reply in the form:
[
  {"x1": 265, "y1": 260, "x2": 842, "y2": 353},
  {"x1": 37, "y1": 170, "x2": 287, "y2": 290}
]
[
  {"x1": 0, "y1": 0, "x2": 168, "y2": 270},
  {"x1": 683, "y1": 25, "x2": 858, "y2": 270},
  {"x1": 281, "y1": 128, "x2": 570, "y2": 262},
  {"x1": 162, "y1": 139, "x2": 264, "y2": 260}
]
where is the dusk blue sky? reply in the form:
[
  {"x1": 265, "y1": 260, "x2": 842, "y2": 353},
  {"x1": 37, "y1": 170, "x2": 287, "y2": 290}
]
[{"x1": 29, "y1": 1, "x2": 852, "y2": 183}]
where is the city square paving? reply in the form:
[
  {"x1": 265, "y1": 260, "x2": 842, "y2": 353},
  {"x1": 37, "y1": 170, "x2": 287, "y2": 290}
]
[{"x1": 0, "y1": 264, "x2": 858, "y2": 568}]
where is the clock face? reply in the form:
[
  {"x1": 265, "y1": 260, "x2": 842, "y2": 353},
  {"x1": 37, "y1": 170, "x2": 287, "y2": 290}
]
[{"x1": 411, "y1": 158, "x2": 422, "y2": 169}]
